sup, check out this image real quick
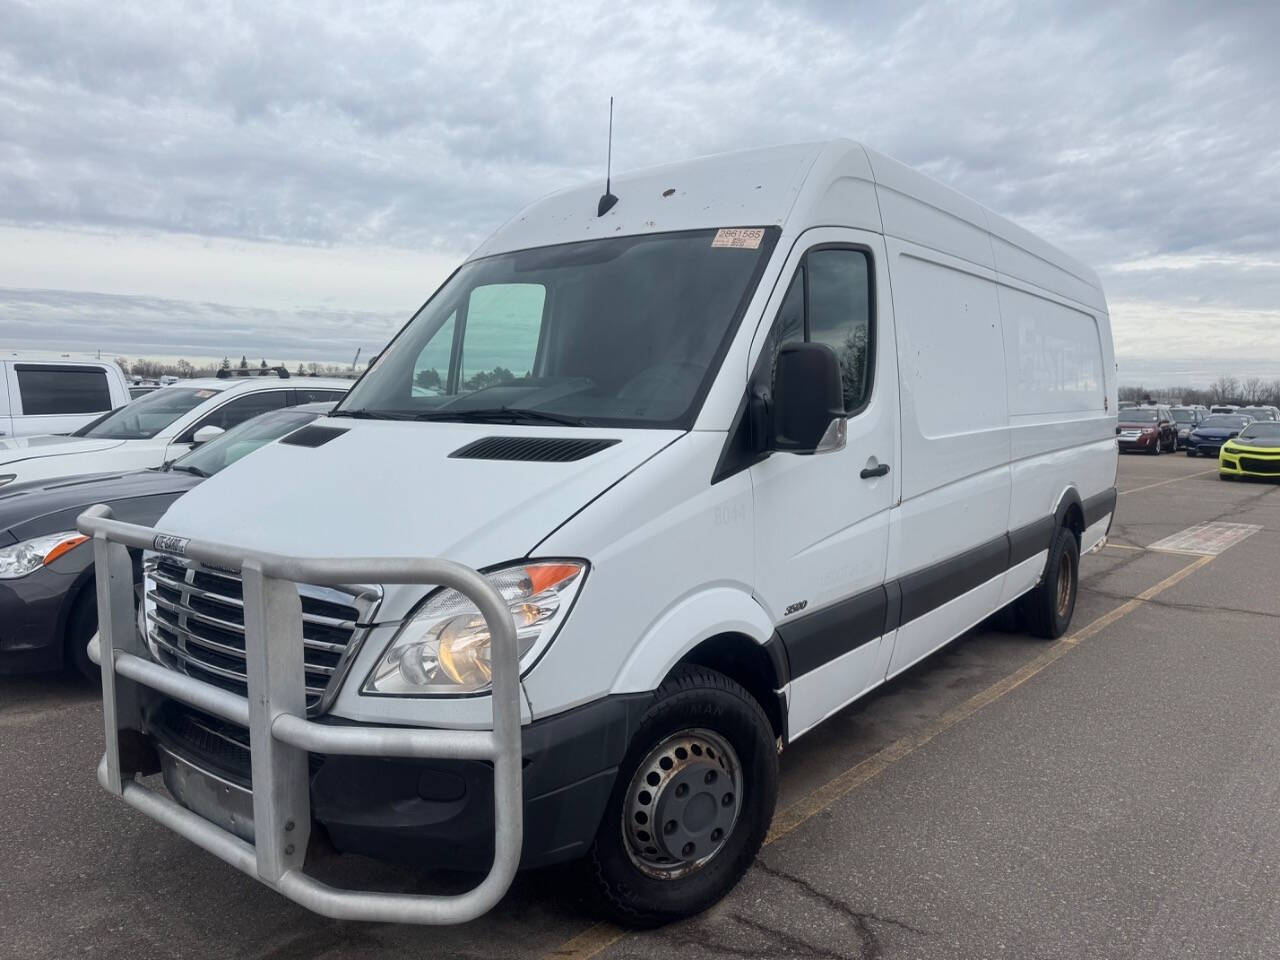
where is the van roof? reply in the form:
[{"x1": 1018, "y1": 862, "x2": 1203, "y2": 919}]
[{"x1": 472, "y1": 139, "x2": 1105, "y2": 313}]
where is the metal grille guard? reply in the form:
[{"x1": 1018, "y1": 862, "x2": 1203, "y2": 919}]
[{"x1": 78, "y1": 503, "x2": 523, "y2": 925}]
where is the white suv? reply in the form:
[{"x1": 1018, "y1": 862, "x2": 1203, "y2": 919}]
[
  {"x1": 0, "y1": 354, "x2": 131, "y2": 438},
  {"x1": 0, "y1": 371, "x2": 349, "y2": 488}
]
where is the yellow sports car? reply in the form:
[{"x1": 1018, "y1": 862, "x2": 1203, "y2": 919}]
[{"x1": 1220, "y1": 421, "x2": 1280, "y2": 480}]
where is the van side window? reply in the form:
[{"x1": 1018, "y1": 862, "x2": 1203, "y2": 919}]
[
  {"x1": 15, "y1": 364, "x2": 112, "y2": 415},
  {"x1": 459, "y1": 284, "x2": 545, "y2": 392},
  {"x1": 764, "y1": 248, "x2": 873, "y2": 415}
]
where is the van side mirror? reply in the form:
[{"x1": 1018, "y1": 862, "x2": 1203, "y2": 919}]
[
  {"x1": 770, "y1": 343, "x2": 846, "y2": 454},
  {"x1": 191, "y1": 425, "x2": 225, "y2": 445}
]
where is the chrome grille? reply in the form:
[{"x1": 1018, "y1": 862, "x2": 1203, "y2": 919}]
[{"x1": 144, "y1": 556, "x2": 381, "y2": 714}]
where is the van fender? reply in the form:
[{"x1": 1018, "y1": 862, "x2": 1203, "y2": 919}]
[
  {"x1": 609, "y1": 585, "x2": 776, "y2": 695},
  {"x1": 1051, "y1": 486, "x2": 1084, "y2": 533}
]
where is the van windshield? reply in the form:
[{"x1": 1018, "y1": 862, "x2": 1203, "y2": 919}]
[
  {"x1": 338, "y1": 228, "x2": 778, "y2": 429},
  {"x1": 72, "y1": 387, "x2": 224, "y2": 440}
]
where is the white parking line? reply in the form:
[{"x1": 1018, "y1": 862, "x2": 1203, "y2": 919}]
[{"x1": 1119, "y1": 468, "x2": 1218, "y2": 496}]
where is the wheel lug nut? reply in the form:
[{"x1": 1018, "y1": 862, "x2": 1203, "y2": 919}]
[
  {"x1": 675, "y1": 783, "x2": 688, "y2": 798},
  {"x1": 681, "y1": 842, "x2": 695, "y2": 858},
  {"x1": 722, "y1": 792, "x2": 734, "y2": 807},
  {"x1": 711, "y1": 828, "x2": 723, "y2": 843},
  {"x1": 705, "y1": 770, "x2": 717, "y2": 785},
  {"x1": 664, "y1": 819, "x2": 677, "y2": 835}
]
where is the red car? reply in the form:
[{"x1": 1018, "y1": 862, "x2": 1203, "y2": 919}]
[{"x1": 1116, "y1": 405, "x2": 1177, "y2": 454}]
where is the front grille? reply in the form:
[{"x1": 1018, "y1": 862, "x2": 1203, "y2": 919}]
[
  {"x1": 1240, "y1": 456, "x2": 1280, "y2": 475},
  {"x1": 149, "y1": 699, "x2": 325, "y2": 788},
  {"x1": 145, "y1": 557, "x2": 380, "y2": 714}
]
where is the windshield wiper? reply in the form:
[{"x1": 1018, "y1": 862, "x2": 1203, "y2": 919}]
[
  {"x1": 412, "y1": 408, "x2": 590, "y2": 427},
  {"x1": 168, "y1": 464, "x2": 210, "y2": 478},
  {"x1": 329, "y1": 408, "x2": 418, "y2": 421}
]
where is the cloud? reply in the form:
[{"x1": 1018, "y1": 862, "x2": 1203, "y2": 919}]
[{"x1": 0, "y1": 0, "x2": 1277, "y2": 383}]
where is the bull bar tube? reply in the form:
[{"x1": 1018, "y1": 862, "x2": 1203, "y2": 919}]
[{"x1": 77, "y1": 503, "x2": 523, "y2": 925}]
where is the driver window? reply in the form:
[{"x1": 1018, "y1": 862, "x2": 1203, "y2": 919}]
[
  {"x1": 458, "y1": 284, "x2": 545, "y2": 393},
  {"x1": 761, "y1": 248, "x2": 873, "y2": 415}
]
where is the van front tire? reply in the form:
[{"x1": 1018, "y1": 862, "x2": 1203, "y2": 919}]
[
  {"x1": 1023, "y1": 526, "x2": 1079, "y2": 639},
  {"x1": 587, "y1": 666, "x2": 778, "y2": 927}
]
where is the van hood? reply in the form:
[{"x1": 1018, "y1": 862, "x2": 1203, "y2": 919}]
[
  {"x1": 0, "y1": 434, "x2": 124, "y2": 464},
  {"x1": 154, "y1": 419, "x2": 682, "y2": 620}
]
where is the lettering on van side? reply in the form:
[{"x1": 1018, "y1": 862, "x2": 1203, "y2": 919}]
[
  {"x1": 713, "y1": 502, "x2": 748, "y2": 526},
  {"x1": 784, "y1": 600, "x2": 808, "y2": 617}
]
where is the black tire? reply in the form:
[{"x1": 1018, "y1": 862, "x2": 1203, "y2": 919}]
[
  {"x1": 66, "y1": 588, "x2": 99, "y2": 682},
  {"x1": 587, "y1": 665, "x2": 778, "y2": 927},
  {"x1": 1022, "y1": 526, "x2": 1079, "y2": 639},
  {"x1": 987, "y1": 600, "x2": 1025, "y2": 633},
  {"x1": 1186, "y1": 448, "x2": 1196, "y2": 457},
  {"x1": 1150, "y1": 440, "x2": 1161, "y2": 456}
]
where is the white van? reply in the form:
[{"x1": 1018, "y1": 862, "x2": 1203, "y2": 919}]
[
  {"x1": 84, "y1": 140, "x2": 1117, "y2": 927},
  {"x1": 0, "y1": 354, "x2": 130, "y2": 438}
]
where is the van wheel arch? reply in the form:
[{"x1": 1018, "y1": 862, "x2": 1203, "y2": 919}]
[
  {"x1": 1052, "y1": 490, "x2": 1085, "y2": 545},
  {"x1": 674, "y1": 633, "x2": 787, "y2": 743}
]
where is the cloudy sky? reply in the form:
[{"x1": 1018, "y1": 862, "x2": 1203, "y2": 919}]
[{"x1": 1, "y1": 0, "x2": 1277, "y2": 386}]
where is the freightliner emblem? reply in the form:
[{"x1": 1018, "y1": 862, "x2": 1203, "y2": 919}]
[{"x1": 152, "y1": 534, "x2": 190, "y2": 557}]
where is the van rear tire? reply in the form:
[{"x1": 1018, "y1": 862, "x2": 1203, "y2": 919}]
[
  {"x1": 587, "y1": 666, "x2": 778, "y2": 928},
  {"x1": 1022, "y1": 526, "x2": 1079, "y2": 639}
]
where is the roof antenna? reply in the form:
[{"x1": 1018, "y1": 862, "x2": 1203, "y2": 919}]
[{"x1": 597, "y1": 97, "x2": 619, "y2": 217}]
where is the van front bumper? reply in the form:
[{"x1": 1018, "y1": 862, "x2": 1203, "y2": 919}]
[{"x1": 148, "y1": 691, "x2": 652, "y2": 870}]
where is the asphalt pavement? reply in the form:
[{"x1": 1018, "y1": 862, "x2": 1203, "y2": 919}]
[{"x1": 1, "y1": 452, "x2": 1277, "y2": 959}]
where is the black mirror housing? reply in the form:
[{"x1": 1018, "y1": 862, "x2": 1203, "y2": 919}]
[{"x1": 770, "y1": 342, "x2": 845, "y2": 453}]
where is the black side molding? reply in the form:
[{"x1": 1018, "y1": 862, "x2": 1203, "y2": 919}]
[
  {"x1": 775, "y1": 497, "x2": 1116, "y2": 684},
  {"x1": 776, "y1": 586, "x2": 887, "y2": 677},
  {"x1": 1083, "y1": 487, "x2": 1118, "y2": 528}
]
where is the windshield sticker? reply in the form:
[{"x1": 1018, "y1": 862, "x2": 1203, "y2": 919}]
[
  {"x1": 711, "y1": 228, "x2": 765, "y2": 249},
  {"x1": 194, "y1": 389, "x2": 217, "y2": 398}
]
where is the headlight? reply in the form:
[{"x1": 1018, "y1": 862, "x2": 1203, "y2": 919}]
[
  {"x1": 0, "y1": 531, "x2": 89, "y2": 579},
  {"x1": 363, "y1": 560, "x2": 586, "y2": 695}
]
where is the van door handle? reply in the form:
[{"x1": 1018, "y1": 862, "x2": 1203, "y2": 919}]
[{"x1": 860, "y1": 462, "x2": 890, "y2": 479}]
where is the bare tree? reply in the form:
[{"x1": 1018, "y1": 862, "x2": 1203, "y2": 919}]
[{"x1": 1210, "y1": 375, "x2": 1240, "y2": 403}]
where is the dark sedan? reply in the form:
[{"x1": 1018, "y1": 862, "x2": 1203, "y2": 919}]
[
  {"x1": 0, "y1": 404, "x2": 332, "y2": 678},
  {"x1": 1186, "y1": 413, "x2": 1254, "y2": 458}
]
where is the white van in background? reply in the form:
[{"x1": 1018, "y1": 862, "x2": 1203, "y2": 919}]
[
  {"x1": 0, "y1": 354, "x2": 130, "y2": 437},
  {"x1": 86, "y1": 140, "x2": 1118, "y2": 927}
]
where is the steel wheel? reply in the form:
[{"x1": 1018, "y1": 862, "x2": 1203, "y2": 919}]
[
  {"x1": 622, "y1": 729, "x2": 743, "y2": 881},
  {"x1": 1055, "y1": 549, "x2": 1074, "y2": 619}
]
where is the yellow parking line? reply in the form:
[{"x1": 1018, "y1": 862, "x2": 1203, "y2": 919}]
[
  {"x1": 1119, "y1": 468, "x2": 1217, "y2": 496},
  {"x1": 1103, "y1": 542, "x2": 1145, "y2": 552},
  {"x1": 541, "y1": 554, "x2": 1214, "y2": 960}
]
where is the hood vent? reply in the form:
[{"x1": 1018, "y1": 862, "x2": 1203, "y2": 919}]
[
  {"x1": 281, "y1": 425, "x2": 349, "y2": 448},
  {"x1": 450, "y1": 436, "x2": 620, "y2": 462}
]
